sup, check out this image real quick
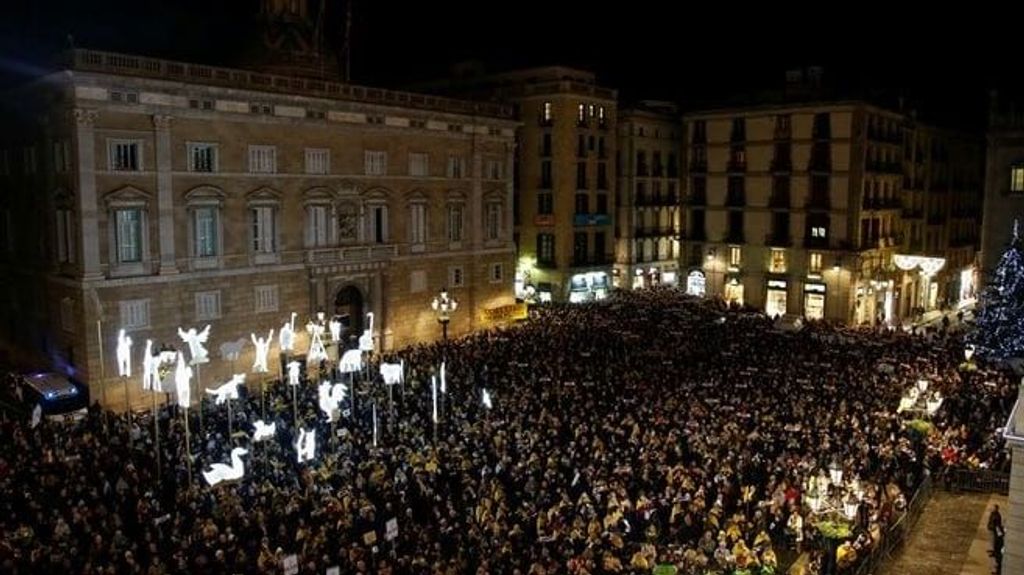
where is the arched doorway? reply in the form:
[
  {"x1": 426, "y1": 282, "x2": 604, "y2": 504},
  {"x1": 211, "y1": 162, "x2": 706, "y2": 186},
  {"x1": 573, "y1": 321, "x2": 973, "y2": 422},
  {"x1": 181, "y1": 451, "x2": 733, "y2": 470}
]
[{"x1": 333, "y1": 285, "x2": 364, "y2": 347}]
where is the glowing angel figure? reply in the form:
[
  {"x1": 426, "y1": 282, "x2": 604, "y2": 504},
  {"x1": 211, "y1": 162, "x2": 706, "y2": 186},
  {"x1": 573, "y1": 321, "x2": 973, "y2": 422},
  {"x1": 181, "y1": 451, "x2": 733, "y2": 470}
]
[
  {"x1": 380, "y1": 360, "x2": 404, "y2": 385},
  {"x1": 251, "y1": 330, "x2": 274, "y2": 373},
  {"x1": 279, "y1": 312, "x2": 297, "y2": 353},
  {"x1": 317, "y1": 381, "x2": 347, "y2": 422},
  {"x1": 306, "y1": 321, "x2": 328, "y2": 364},
  {"x1": 252, "y1": 420, "x2": 276, "y2": 442},
  {"x1": 328, "y1": 318, "x2": 342, "y2": 343},
  {"x1": 287, "y1": 361, "x2": 301, "y2": 386},
  {"x1": 202, "y1": 447, "x2": 248, "y2": 487},
  {"x1": 206, "y1": 374, "x2": 245, "y2": 405},
  {"x1": 358, "y1": 312, "x2": 375, "y2": 352},
  {"x1": 177, "y1": 325, "x2": 211, "y2": 365},
  {"x1": 296, "y1": 428, "x2": 316, "y2": 463},
  {"x1": 116, "y1": 329, "x2": 133, "y2": 377},
  {"x1": 173, "y1": 352, "x2": 193, "y2": 409},
  {"x1": 338, "y1": 348, "x2": 363, "y2": 374}
]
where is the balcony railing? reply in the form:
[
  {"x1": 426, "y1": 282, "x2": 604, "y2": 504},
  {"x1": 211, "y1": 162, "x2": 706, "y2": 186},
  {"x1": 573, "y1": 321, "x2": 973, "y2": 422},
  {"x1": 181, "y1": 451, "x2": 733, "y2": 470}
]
[
  {"x1": 536, "y1": 258, "x2": 557, "y2": 269},
  {"x1": 770, "y1": 158, "x2": 792, "y2": 172},
  {"x1": 635, "y1": 226, "x2": 679, "y2": 238},
  {"x1": 862, "y1": 198, "x2": 902, "y2": 211},
  {"x1": 765, "y1": 234, "x2": 792, "y2": 247},
  {"x1": 689, "y1": 161, "x2": 707, "y2": 173},
  {"x1": 306, "y1": 244, "x2": 398, "y2": 265},
  {"x1": 768, "y1": 194, "x2": 791, "y2": 209},
  {"x1": 725, "y1": 231, "x2": 745, "y2": 244},
  {"x1": 725, "y1": 193, "x2": 746, "y2": 208},
  {"x1": 573, "y1": 213, "x2": 612, "y2": 226},
  {"x1": 687, "y1": 193, "x2": 707, "y2": 206},
  {"x1": 805, "y1": 195, "x2": 831, "y2": 210},
  {"x1": 635, "y1": 194, "x2": 679, "y2": 207},
  {"x1": 727, "y1": 159, "x2": 747, "y2": 172},
  {"x1": 571, "y1": 255, "x2": 613, "y2": 267},
  {"x1": 684, "y1": 229, "x2": 707, "y2": 242}
]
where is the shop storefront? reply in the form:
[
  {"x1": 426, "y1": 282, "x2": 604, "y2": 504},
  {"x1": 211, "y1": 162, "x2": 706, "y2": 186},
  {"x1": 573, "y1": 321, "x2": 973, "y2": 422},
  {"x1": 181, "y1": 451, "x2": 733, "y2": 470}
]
[
  {"x1": 804, "y1": 282, "x2": 826, "y2": 320},
  {"x1": 765, "y1": 279, "x2": 787, "y2": 317},
  {"x1": 569, "y1": 272, "x2": 609, "y2": 303},
  {"x1": 686, "y1": 270, "x2": 706, "y2": 297},
  {"x1": 725, "y1": 277, "x2": 745, "y2": 306},
  {"x1": 958, "y1": 267, "x2": 976, "y2": 306}
]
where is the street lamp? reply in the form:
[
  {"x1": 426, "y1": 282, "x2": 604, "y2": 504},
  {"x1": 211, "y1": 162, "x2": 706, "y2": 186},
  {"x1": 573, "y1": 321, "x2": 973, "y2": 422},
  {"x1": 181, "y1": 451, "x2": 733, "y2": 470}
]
[{"x1": 431, "y1": 288, "x2": 458, "y2": 342}]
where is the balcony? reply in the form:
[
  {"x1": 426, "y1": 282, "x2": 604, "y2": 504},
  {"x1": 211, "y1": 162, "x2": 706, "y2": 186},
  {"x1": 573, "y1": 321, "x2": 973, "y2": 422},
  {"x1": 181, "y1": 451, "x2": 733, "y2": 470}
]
[
  {"x1": 305, "y1": 244, "x2": 398, "y2": 265},
  {"x1": 727, "y1": 159, "x2": 747, "y2": 173},
  {"x1": 901, "y1": 207, "x2": 924, "y2": 219},
  {"x1": 636, "y1": 194, "x2": 679, "y2": 207},
  {"x1": 571, "y1": 255, "x2": 613, "y2": 268},
  {"x1": 689, "y1": 160, "x2": 707, "y2": 173},
  {"x1": 803, "y1": 236, "x2": 829, "y2": 249},
  {"x1": 765, "y1": 233, "x2": 792, "y2": 247},
  {"x1": 861, "y1": 197, "x2": 902, "y2": 211},
  {"x1": 770, "y1": 158, "x2": 792, "y2": 173},
  {"x1": 867, "y1": 128, "x2": 902, "y2": 144},
  {"x1": 725, "y1": 231, "x2": 745, "y2": 244},
  {"x1": 536, "y1": 258, "x2": 558, "y2": 269},
  {"x1": 573, "y1": 213, "x2": 612, "y2": 226},
  {"x1": 768, "y1": 193, "x2": 791, "y2": 209},
  {"x1": 805, "y1": 195, "x2": 831, "y2": 210},
  {"x1": 687, "y1": 192, "x2": 707, "y2": 206},
  {"x1": 866, "y1": 161, "x2": 903, "y2": 175},
  {"x1": 725, "y1": 192, "x2": 746, "y2": 208},
  {"x1": 534, "y1": 214, "x2": 555, "y2": 226},
  {"x1": 637, "y1": 164, "x2": 649, "y2": 177},
  {"x1": 684, "y1": 229, "x2": 707, "y2": 242},
  {"x1": 635, "y1": 226, "x2": 679, "y2": 238},
  {"x1": 774, "y1": 127, "x2": 792, "y2": 140},
  {"x1": 808, "y1": 157, "x2": 832, "y2": 172}
]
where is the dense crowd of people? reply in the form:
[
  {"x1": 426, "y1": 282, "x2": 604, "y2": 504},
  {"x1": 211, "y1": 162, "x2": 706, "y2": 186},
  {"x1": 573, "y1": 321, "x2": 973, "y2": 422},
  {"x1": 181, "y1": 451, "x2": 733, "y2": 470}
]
[{"x1": 0, "y1": 288, "x2": 1016, "y2": 574}]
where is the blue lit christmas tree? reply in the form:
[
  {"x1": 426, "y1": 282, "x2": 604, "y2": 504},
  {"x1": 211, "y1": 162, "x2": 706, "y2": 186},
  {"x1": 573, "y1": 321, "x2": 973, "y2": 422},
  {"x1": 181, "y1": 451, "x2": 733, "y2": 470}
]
[{"x1": 969, "y1": 220, "x2": 1024, "y2": 359}]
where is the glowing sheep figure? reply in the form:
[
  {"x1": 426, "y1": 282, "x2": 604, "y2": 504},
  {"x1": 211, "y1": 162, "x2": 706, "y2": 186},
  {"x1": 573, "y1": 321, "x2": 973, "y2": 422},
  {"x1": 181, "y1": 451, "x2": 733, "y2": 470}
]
[
  {"x1": 252, "y1": 420, "x2": 276, "y2": 442},
  {"x1": 206, "y1": 374, "x2": 245, "y2": 405},
  {"x1": 279, "y1": 312, "x2": 297, "y2": 353},
  {"x1": 173, "y1": 352, "x2": 193, "y2": 408},
  {"x1": 177, "y1": 325, "x2": 211, "y2": 365},
  {"x1": 338, "y1": 348, "x2": 363, "y2": 374},
  {"x1": 358, "y1": 312, "x2": 375, "y2": 352},
  {"x1": 318, "y1": 381, "x2": 347, "y2": 422},
  {"x1": 116, "y1": 329, "x2": 132, "y2": 377},
  {"x1": 287, "y1": 361, "x2": 301, "y2": 386},
  {"x1": 219, "y1": 338, "x2": 247, "y2": 362},
  {"x1": 296, "y1": 428, "x2": 316, "y2": 463},
  {"x1": 380, "y1": 360, "x2": 404, "y2": 385},
  {"x1": 202, "y1": 447, "x2": 248, "y2": 487},
  {"x1": 251, "y1": 330, "x2": 274, "y2": 373},
  {"x1": 306, "y1": 321, "x2": 328, "y2": 364}
]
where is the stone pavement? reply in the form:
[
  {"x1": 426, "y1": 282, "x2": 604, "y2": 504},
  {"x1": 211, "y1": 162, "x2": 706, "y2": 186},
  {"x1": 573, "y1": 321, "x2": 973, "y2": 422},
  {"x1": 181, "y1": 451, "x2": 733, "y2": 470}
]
[{"x1": 882, "y1": 490, "x2": 1006, "y2": 575}]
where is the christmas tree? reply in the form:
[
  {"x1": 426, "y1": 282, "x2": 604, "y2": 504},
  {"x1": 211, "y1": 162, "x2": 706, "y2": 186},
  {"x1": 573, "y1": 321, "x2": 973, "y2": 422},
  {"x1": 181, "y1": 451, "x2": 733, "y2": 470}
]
[{"x1": 969, "y1": 220, "x2": 1024, "y2": 359}]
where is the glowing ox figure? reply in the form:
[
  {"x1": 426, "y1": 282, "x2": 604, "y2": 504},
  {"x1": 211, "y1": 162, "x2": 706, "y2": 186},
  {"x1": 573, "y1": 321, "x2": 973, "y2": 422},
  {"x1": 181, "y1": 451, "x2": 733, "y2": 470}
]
[
  {"x1": 279, "y1": 313, "x2": 297, "y2": 353},
  {"x1": 338, "y1": 348, "x2": 363, "y2": 374},
  {"x1": 251, "y1": 330, "x2": 274, "y2": 373},
  {"x1": 252, "y1": 420, "x2": 277, "y2": 442},
  {"x1": 202, "y1": 447, "x2": 248, "y2": 487},
  {"x1": 206, "y1": 374, "x2": 245, "y2": 405},
  {"x1": 116, "y1": 329, "x2": 133, "y2": 377},
  {"x1": 219, "y1": 338, "x2": 247, "y2": 362},
  {"x1": 380, "y1": 360, "x2": 404, "y2": 385},
  {"x1": 296, "y1": 428, "x2": 316, "y2": 463},
  {"x1": 359, "y1": 312, "x2": 375, "y2": 352},
  {"x1": 174, "y1": 352, "x2": 193, "y2": 409},
  {"x1": 329, "y1": 318, "x2": 342, "y2": 343},
  {"x1": 177, "y1": 325, "x2": 212, "y2": 365},
  {"x1": 306, "y1": 321, "x2": 328, "y2": 364},
  {"x1": 287, "y1": 361, "x2": 301, "y2": 386},
  {"x1": 318, "y1": 381, "x2": 347, "y2": 422}
]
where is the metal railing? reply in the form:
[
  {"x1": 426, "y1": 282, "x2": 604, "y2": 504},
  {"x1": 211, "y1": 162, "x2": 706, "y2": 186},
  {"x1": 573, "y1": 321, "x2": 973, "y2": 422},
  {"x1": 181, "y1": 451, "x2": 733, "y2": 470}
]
[{"x1": 940, "y1": 467, "x2": 1010, "y2": 495}]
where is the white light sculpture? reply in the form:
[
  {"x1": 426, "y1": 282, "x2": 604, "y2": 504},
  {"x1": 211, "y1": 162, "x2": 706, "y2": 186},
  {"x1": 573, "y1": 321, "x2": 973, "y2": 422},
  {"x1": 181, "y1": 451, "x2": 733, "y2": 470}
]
[
  {"x1": 339, "y1": 348, "x2": 363, "y2": 374},
  {"x1": 251, "y1": 330, "x2": 274, "y2": 373},
  {"x1": 440, "y1": 361, "x2": 446, "y2": 394},
  {"x1": 296, "y1": 428, "x2": 316, "y2": 463},
  {"x1": 174, "y1": 352, "x2": 193, "y2": 408},
  {"x1": 116, "y1": 329, "x2": 133, "y2": 377},
  {"x1": 380, "y1": 361, "x2": 404, "y2": 385},
  {"x1": 317, "y1": 381, "x2": 347, "y2": 422},
  {"x1": 482, "y1": 389, "x2": 493, "y2": 409},
  {"x1": 219, "y1": 338, "x2": 247, "y2": 362},
  {"x1": 206, "y1": 374, "x2": 245, "y2": 405},
  {"x1": 287, "y1": 361, "x2": 301, "y2": 386},
  {"x1": 142, "y1": 340, "x2": 176, "y2": 393},
  {"x1": 202, "y1": 447, "x2": 248, "y2": 487},
  {"x1": 306, "y1": 321, "x2": 328, "y2": 364},
  {"x1": 177, "y1": 325, "x2": 212, "y2": 365},
  {"x1": 279, "y1": 312, "x2": 297, "y2": 352},
  {"x1": 30, "y1": 404, "x2": 41, "y2": 428},
  {"x1": 372, "y1": 403, "x2": 378, "y2": 447},
  {"x1": 329, "y1": 318, "x2": 342, "y2": 343},
  {"x1": 916, "y1": 379, "x2": 929, "y2": 394},
  {"x1": 829, "y1": 462, "x2": 843, "y2": 485},
  {"x1": 359, "y1": 312, "x2": 375, "y2": 352},
  {"x1": 252, "y1": 420, "x2": 276, "y2": 442},
  {"x1": 926, "y1": 392, "x2": 944, "y2": 416},
  {"x1": 964, "y1": 344, "x2": 975, "y2": 361},
  {"x1": 431, "y1": 375, "x2": 438, "y2": 424}
]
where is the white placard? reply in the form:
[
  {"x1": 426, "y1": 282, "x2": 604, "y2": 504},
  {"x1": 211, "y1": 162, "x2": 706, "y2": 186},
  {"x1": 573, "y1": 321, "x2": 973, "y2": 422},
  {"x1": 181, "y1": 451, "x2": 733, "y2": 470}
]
[
  {"x1": 385, "y1": 517, "x2": 398, "y2": 541},
  {"x1": 282, "y1": 554, "x2": 298, "y2": 575}
]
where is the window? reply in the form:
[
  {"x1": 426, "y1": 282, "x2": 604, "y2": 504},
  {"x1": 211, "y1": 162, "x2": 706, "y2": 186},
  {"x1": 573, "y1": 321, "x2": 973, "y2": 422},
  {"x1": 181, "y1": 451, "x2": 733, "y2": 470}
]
[
  {"x1": 541, "y1": 161, "x2": 553, "y2": 188},
  {"x1": 538, "y1": 191, "x2": 553, "y2": 215},
  {"x1": 305, "y1": 148, "x2": 330, "y2": 175},
  {"x1": 306, "y1": 204, "x2": 330, "y2": 247},
  {"x1": 55, "y1": 208, "x2": 75, "y2": 264},
  {"x1": 409, "y1": 203, "x2": 427, "y2": 247},
  {"x1": 1012, "y1": 166, "x2": 1024, "y2": 193},
  {"x1": 248, "y1": 145, "x2": 276, "y2": 174},
  {"x1": 578, "y1": 103, "x2": 586, "y2": 125},
  {"x1": 449, "y1": 266, "x2": 465, "y2": 288},
  {"x1": 53, "y1": 141, "x2": 70, "y2": 173},
  {"x1": 769, "y1": 248, "x2": 787, "y2": 273},
  {"x1": 447, "y1": 204, "x2": 464, "y2": 243},
  {"x1": 810, "y1": 226, "x2": 827, "y2": 238},
  {"x1": 596, "y1": 193, "x2": 608, "y2": 215},
  {"x1": 486, "y1": 202, "x2": 502, "y2": 241},
  {"x1": 486, "y1": 159, "x2": 503, "y2": 180},
  {"x1": 409, "y1": 152, "x2": 430, "y2": 176},
  {"x1": 119, "y1": 299, "x2": 150, "y2": 329},
  {"x1": 491, "y1": 263, "x2": 504, "y2": 283},
  {"x1": 188, "y1": 143, "x2": 218, "y2": 172},
  {"x1": 410, "y1": 270, "x2": 427, "y2": 293},
  {"x1": 541, "y1": 134, "x2": 552, "y2": 157},
  {"x1": 575, "y1": 193, "x2": 589, "y2": 215},
  {"x1": 729, "y1": 246, "x2": 742, "y2": 268},
  {"x1": 542, "y1": 101, "x2": 553, "y2": 123},
  {"x1": 597, "y1": 163, "x2": 607, "y2": 189},
  {"x1": 447, "y1": 155, "x2": 466, "y2": 179},
  {"x1": 21, "y1": 147, "x2": 36, "y2": 174},
  {"x1": 537, "y1": 233, "x2": 555, "y2": 263},
  {"x1": 254, "y1": 285, "x2": 279, "y2": 313},
  {"x1": 364, "y1": 150, "x2": 387, "y2": 175},
  {"x1": 367, "y1": 203, "x2": 388, "y2": 243},
  {"x1": 193, "y1": 206, "x2": 219, "y2": 257},
  {"x1": 195, "y1": 291, "x2": 221, "y2": 321},
  {"x1": 809, "y1": 252, "x2": 822, "y2": 273},
  {"x1": 577, "y1": 162, "x2": 587, "y2": 189},
  {"x1": 251, "y1": 206, "x2": 277, "y2": 255},
  {"x1": 114, "y1": 208, "x2": 143, "y2": 263},
  {"x1": 60, "y1": 298, "x2": 74, "y2": 332},
  {"x1": 250, "y1": 102, "x2": 273, "y2": 115},
  {"x1": 109, "y1": 140, "x2": 141, "y2": 171}
]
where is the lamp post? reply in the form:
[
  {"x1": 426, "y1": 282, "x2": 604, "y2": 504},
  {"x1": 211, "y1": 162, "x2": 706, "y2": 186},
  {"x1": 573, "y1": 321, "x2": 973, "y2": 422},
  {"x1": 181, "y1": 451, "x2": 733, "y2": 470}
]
[{"x1": 431, "y1": 288, "x2": 458, "y2": 343}]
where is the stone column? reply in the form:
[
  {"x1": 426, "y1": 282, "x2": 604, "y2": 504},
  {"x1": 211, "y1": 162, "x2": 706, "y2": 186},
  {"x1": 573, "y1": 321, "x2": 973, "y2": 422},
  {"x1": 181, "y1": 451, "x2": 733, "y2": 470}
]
[
  {"x1": 153, "y1": 114, "x2": 178, "y2": 275},
  {"x1": 1005, "y1": 388, "x2": 1024, "y2": 574},
  {"x1": 74, "y1": 108, "x2": 102, "y2": 280}
]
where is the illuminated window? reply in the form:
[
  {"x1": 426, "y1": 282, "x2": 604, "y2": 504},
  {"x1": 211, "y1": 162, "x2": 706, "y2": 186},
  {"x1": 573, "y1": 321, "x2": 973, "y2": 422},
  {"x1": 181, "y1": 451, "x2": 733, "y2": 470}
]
[
  {"x1": 729, "y1": 246, "x2": 742, "y2": 267},
  {"x1": 809, "y1": 252, "x2": 822, "y2": 272},
  {"x1": 542, "y1": 101, "x2": 552, "y2": 122},
  {"x1": 811, "y1": 226, "x2": 827, "y2": 238},
  {"x1": 769, "y1": 248, "x2": 787, "y2": 273},
  {"x1": 1012, "y1": 166, "x2": 1024, "y2": 193}
]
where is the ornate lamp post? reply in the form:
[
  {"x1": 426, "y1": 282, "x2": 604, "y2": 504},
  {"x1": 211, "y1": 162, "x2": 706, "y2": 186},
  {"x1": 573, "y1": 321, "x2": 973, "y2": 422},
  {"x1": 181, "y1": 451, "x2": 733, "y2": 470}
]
[{"x1": 431, "y1": 288, "x2": 458, "y2": 342}]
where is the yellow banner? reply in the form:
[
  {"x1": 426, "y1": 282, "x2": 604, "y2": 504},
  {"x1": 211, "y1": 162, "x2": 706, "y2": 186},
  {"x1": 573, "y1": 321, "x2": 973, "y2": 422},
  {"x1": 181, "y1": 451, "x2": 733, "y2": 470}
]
[{"x1": 482, "y1": 303, "x2": 528, "y2": 322}]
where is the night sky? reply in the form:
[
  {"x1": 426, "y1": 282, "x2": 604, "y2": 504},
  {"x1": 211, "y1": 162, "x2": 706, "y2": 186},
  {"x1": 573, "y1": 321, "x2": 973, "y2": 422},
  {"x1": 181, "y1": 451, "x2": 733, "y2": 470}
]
[{"x1": 1, "y1": 1, "x2": 1020, "y2": 130}]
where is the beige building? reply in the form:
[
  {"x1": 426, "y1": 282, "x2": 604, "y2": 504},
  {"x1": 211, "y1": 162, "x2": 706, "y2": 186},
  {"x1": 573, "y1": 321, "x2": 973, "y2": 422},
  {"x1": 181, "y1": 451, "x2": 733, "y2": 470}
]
[
  {"x1": 681, "y1": 91, "x2": 981, "y2": 325},
  {"x1": 981, "y1": 92, "x2": 1024, "y2": 282},
  {"x1": 0, "y1": 48, "x2": 518, "y2": 409},
  {"x1": 615, "y1": 102, "x2": 683, "y2": 289}
]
